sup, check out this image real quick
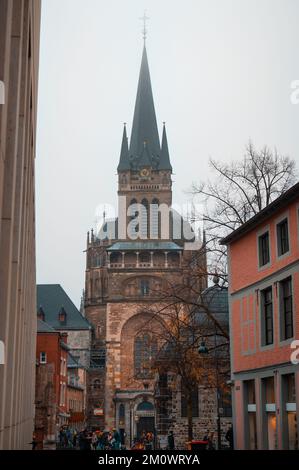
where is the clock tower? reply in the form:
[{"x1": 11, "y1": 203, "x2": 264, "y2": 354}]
[{"x1": 84, "y1": 41, "x2": 207, "y2": 441}]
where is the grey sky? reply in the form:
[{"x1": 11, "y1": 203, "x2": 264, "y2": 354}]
[{"x1": 36, "y1": 0, "x2": 299, "y2": 307}]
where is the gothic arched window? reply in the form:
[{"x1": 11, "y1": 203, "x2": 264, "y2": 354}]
[
  {"x1": 141, "y1": 198, "x2": 149, "y2": 239},
  {"x1": 128, "y1": 199, "x2": 138, "y2": 239},
  {"x1": 134, "y1": 333, "x2": 158, "y2": 378},
  {"x1": 151, "y1": 198, "x2": 160, "y2": 238}
]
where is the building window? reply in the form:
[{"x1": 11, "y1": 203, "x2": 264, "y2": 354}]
[
  {"x1": 258, "y1": 231, "x2": 270, "y2": 267},
  {"x1": 93, "y1": 379, "x2": 102, "y2": 390},
  {"x1": 277, "y1": 218, "x2": 289, "y2": 256},
  {"x1": 40, "y1": 352, "x2": 47, "y2": 364},
  {"x1": 280, "y1": 277, "x2": 293, "y2": 340},
  {"x1": 181, "y1": 384, "x2": 199, "y2": 418},
  {"x1": 119, "y1": 404, "x2": 125, "y2": 427},
  {"x1": 140, "y1": 279, "x2": 150, "y2": 296},
  {"x1": 261, "y1": 287, "x2": 273, "y2": 346},
  {"x1": 134, "y1": 333, "x2": 157, "y2": 378},
  {"x1": 219, "y1": 387, "x2": 232, "y2": 417}
]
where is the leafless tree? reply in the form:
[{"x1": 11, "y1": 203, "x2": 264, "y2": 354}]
[
  {"x1": 135, "y1": 272, "x2": 230, "y2": 442},
  {"x1": 192, "y1": 142, "x2": 297, "y2": 270}
]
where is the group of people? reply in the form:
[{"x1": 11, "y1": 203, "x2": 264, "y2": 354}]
[
  {"x1": 56, "y1": 425, "x2": 233, "y2": 451},
  {"x1": 74, "y1": 428, "x2": 123, "y2": 450},
  {"x1": 131, "y1": 431, "x2": 155, "y2": 450}
]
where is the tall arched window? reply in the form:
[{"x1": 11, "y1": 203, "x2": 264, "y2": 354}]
[
  {"x1": 141, "y1": 199, "x2": 149, "y2": 239},
  {"x1": 128, "y1": 198, "x2": 138, "y2": 239},
  {"x1": 151, "y1": 198, "x2": 160, "y2": 238},
  {"x1": 119, "y1": 404, "x2": 125, "y2": 427},
  {"x1": 134, "y1": 333, "x2": 158, "y2": 378}
]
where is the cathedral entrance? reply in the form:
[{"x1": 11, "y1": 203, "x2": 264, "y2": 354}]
[
  {"x1": 135, "y1": 399, "x2": 155, "y2": 441},
  {"x1": 137, "y1": 417, "x2": 155, "y2": 437}
]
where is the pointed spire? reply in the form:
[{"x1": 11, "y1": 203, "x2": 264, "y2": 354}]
[
  {"x1": 129, "y1": 45, "x2": 161, "y2": 166},
  {"x1": 160, "y1": 123, "x2": 172, "y2": 171},
  {"x1": 117, "y1": 123, "x2": 129, "y2": 172},
  {"x1": 117, "y1": 45, "x2": 173, "y2": 172}
]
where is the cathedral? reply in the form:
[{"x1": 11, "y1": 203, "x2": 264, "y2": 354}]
[{"x1": 84, "y1": 42, "x2": 207, "y2": 446}]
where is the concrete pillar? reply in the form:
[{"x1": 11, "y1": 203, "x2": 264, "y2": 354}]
[
  {"x1": 136, "y1": 252, "x2": 140, "y2": 268},
  {"x1": 150, "y1": 251, "x2": 154, "y2": 268}
]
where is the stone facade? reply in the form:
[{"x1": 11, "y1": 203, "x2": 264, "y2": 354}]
[
  {"x1": 84, "y1": 44, "x2": 207, "y2": 447},
  {"x1": 0, "y1": 0, "x2": 41, "y2": 449}
]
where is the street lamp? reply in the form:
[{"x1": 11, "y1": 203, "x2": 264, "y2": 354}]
[{"x1": 198, "y1": 337, "x2": 222, "y2": 450}]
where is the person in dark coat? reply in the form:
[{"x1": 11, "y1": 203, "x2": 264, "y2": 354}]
[
  {"x1": 225, "y1": 426, "x2": 234, "y2": 450},
  {"x1": 167, "y1": 430, "x2": 175, "y2": 450}
]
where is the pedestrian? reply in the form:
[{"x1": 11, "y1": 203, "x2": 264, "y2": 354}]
[
  {"x1": 91, "y1": 431, "x2": 98, "y2": 450},
  {"x1": 112, "y1": 428, "x2": 121, "y2": 450},
  {"x1": 225, "y1": 426, "x2": 234, "y2": 450},
  {"x1": 145, "y1": 431, "x2": 154, "y2": 450},
  {"x1": 167, "y1": 430, "x2": 175, "y2": 450},
  {"x1": 207, "y1": 432, "x2": 215, "y2": 450},
  {"x1": 73, "y1": 430, "x2": 77, "y2": 449},
  {"x1": 30, "y1": 433, "x2": 38, "y2": 450}
]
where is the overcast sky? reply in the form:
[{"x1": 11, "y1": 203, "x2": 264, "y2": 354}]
[{"x1": 36, "y1": 0, "x2": 299, "y2": 307}]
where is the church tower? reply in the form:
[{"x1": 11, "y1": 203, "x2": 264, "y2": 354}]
[{"x1": 84, "y1": 40, "x2": 206, "y2": 442}]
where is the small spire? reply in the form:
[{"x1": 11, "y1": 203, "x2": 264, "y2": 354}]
[
  {"x1": 87, "y1": 231, "x2": 90, "y2": 246},
  {"x1": 117, "y1": 123, "x2": 129, "y2": 172},
  {"x1": 160, "y1": 123, "x2": 172, "y2": 172}
]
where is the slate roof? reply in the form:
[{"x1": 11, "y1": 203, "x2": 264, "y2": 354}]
[
  {"x1": 67, "y1": 352, "x2": 84, "y2": 369},
  {"x1": 118, "y1": 46, "x2": 172, "y2": 172},
  {"x1": 37, "y1": 284, "x2": 91, "y2": 331},
  {"x1": 196, "y1": 284, "x2": 229, "y2": 325},
  {"x1": 37, "y1": 318, "x2": 57, "y2": 334}
]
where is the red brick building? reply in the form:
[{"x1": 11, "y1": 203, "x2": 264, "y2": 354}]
[
  {"x1": 221, "y1": 182, "x2": 299, "y2": 450},
  {"x1": 35, "y1": 319, "x2": 69, "y2": 449}
]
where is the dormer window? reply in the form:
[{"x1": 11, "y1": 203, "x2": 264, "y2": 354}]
[
  {"x1": 37, "y1": 306, "x2": 45, "y2": 322},
  {"x1": 59, "y1": 307, "x2": 67, "y2": 324}
]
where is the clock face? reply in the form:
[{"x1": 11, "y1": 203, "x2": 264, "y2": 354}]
[{"x1": 140, "y1": 168, "x2": 150, "y2": 178}]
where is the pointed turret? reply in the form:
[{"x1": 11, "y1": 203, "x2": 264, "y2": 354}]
[
  {"x1": 117, "y1": 123, "x2": 129, "y2": 172},
  {"x1": 160, "y1": 123, "x2": 172, "y2": 171}
]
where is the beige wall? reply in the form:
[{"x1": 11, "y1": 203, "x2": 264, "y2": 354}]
[{"x1": 0, "y1": 0, "x2": 41, "y2": 450}]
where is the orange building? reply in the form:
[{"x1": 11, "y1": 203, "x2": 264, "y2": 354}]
[
  {"x1": 35, "y1": 319, "x2": 69, "y2": 448},
  {"x1": 222, "y1": 182, "x2": 299, "y2": 450}
]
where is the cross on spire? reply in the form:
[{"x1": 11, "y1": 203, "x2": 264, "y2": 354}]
[{"x1": 140, "y1": 11, "x2": 149, "y2": 44}]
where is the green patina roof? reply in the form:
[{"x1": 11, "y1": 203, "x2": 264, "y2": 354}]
[
  {"x1": 107, "y1": 241, "x2": 183, "y2": 251},
  {"x1": 37, "y1": 284, "x2": 91, "y2": 331}
]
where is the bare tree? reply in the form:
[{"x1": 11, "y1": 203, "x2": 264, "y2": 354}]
[
  {"x1": 192, "y1": 143, "x2": 296, "y2": 268},
  {"x1": 135, "y1": 272, "x2": 230, "y2": 443}
]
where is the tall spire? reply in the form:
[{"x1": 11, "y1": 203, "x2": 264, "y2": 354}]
[
  {"x1": 117, "y1": 123, "x2": 129, "y2": 171},
  {"x1": 129, "y1": 45, "x2": 161, "y2": 166},
  {"x1": 117, "y1": 43, "x2": 172, "y2": 172},
  {"x1": 160, "y1": 123, "x2": 172, "y2": 171}
]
